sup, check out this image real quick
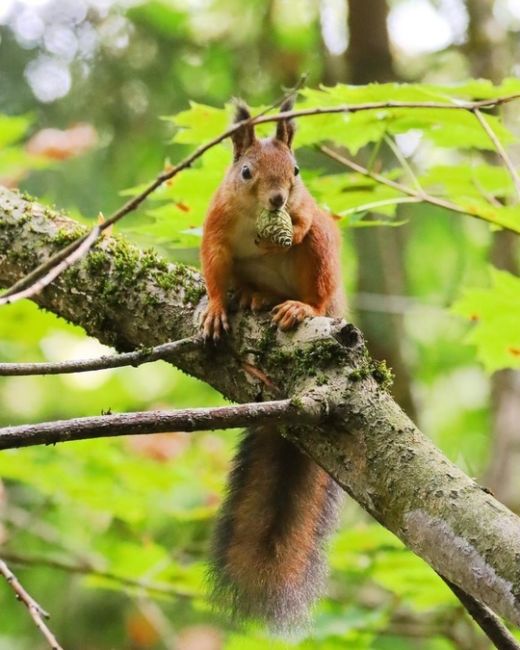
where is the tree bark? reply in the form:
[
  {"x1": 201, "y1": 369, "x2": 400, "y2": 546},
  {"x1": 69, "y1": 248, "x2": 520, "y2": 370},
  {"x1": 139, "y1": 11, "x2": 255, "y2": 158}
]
[{"x1": 1, "y1": 187, "x2": 520, "y2": 626}]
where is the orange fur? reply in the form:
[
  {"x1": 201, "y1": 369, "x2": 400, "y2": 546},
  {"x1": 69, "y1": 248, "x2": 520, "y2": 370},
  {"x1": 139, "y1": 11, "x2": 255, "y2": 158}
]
[
  {"x1": 201, "y1": 116, "x2": 343, "y2": 338},
  {"x1": 204, "y1": 102, "x2": 345, "y2": 631}
]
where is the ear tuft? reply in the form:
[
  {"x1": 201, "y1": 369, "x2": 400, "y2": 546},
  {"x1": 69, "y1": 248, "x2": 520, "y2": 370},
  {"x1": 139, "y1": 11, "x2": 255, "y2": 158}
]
[
  {"x1": 231, "y1": 99, "x2": 255, "y2": 161},
  {"x1": 234, "y1": 100, "x2": 252, "y2": 123},
  {"x1": 279, "y1": 97, "x2": 295, "y2": 113},
  {"x1": 276, "y1": 97, "x2": 296, "y2": 149}
]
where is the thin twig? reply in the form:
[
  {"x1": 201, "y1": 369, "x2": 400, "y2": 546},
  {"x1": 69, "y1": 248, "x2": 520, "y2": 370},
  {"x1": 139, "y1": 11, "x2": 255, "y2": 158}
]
[
  {"x1": 3, "y1": 92, "x2": 520, "y2": 306},
  {"x1": 384, "y1": 134, "x2": 424, "y2": 194},
  {"x1": 250, "y1": 92, "x2": 520, "y2": 126},
  {"x1": 341, "y1": 196, "x2": 421, "y2": 218},
  {"x1": 0, "y1": 398, "x2": 320, "y2": 450},
  {"x1": 136, "y1": 598, "x2": 178, "y2": 648},
  {"x1": 1, "y1": 551, "x2": 194, "y2": 600},
  {"x1": 0, "y1": 336, "x2": 201, "y2": 376},
  {"x1": 473, "y1": 108, "x2": 520, "y2": 202},
  {"x1": 0, "y1": 558, "x2": 65, "y2": 650},
  {"x1": 0, "y1": 225, "x2": 100, "y2": 306},
  {"x1": 318, "y1": 144, "x2": 508, "y2": 227},
  {"x1": 442, "y1": 576, "x2": 520, "y2": 650}
]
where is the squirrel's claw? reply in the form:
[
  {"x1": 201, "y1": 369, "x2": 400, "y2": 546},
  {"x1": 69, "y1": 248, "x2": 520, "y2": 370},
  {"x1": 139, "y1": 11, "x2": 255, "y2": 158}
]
[
  {"x1": 201, "y1": 303, "x2": 229, "y2": 341},
  {"x1": 272, "y1": 300, "x2": 316, "y2": 331}
]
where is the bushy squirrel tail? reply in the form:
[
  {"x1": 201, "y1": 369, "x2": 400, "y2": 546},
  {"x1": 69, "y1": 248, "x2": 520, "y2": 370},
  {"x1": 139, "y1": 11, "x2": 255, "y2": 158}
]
[{"x1": 209, "y1": 425, "x2": 342, "y2": 632}]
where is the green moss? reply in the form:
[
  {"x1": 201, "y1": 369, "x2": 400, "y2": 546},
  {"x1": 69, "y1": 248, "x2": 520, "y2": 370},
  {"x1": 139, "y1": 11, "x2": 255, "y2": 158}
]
[
  {"x1": 53, "y1": 227, "x2": 86, "y2": 247},
  {"x1": 86, "y1": 250, "x2": 109, "y2": 273},
  {"x1": 257, "y1": 324, "x2": 278, "y2": 357},
  {"x1": 157, "y1": 272, "x2": 177, "y2": 291},
  {"x1": 348, "y1": 368, "x2": 369, "y2": 382},
  {"x1": 371, "y1": 360, "x2": 394, "y2": 389},
  {"x1": 20, "y1": 191, "x2": 38, "y2": 203},
  {"x1": 290, "y1": 395, "x2": 304, "y2": 409},
  {"x1": 268, "y1": 338, "x2": 344, "y2": 387},
  {"x1": 315, "y1": 372, "x2": 329, "y2": 386},
  {"x1": 349, "y1": 356, "x2": 394, "y2": 390},
  {"x1": 183, "y1": 281, "x2": 205, "y2": 305}
]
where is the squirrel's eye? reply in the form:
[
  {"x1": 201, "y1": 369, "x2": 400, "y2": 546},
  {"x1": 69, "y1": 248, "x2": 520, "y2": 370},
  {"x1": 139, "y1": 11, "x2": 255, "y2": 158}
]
[
  {"x1": 241, "y1": 165, "x2": 252, "y2": 180},
  {"x1": 294, "y1": 165, "x2": 300, "y2": 176}
]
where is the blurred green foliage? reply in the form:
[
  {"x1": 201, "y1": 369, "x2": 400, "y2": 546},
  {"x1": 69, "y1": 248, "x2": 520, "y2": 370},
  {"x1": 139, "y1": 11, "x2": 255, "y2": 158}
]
[{"x1": 0, "y1": 1, "x2": 519, "y2": 649}]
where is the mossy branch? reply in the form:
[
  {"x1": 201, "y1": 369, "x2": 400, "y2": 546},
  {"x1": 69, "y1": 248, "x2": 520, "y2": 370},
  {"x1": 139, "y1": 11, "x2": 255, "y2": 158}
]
[{"x1": 2, "y1": 187, "x2": 520, "y2": 636}]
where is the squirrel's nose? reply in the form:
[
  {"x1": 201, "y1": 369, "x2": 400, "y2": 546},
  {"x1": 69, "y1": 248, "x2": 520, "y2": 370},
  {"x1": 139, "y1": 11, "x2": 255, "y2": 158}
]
[{"x1": 269, "y1": 193, "x2": 285, "y2": 209}]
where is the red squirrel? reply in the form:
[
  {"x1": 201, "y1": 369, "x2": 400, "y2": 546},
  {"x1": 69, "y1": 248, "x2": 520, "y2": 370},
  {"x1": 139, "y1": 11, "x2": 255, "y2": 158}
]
[{"x1": 201, "y1": 99, "x2": 345, "y2": 631}]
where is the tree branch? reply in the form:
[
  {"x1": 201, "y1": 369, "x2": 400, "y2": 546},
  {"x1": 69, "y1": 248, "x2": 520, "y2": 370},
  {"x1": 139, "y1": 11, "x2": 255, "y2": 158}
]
[
  {"x1": 318, "y1": 144, "x2": 519, "y2": 231},
  {"x1": 0, "y1": 399, "x2": 313, "y2": 449},
  {"x1": 0, "y1": 336, "x2": 201, "y2": 375},
  {"x1": 0, "y1": 225, "x2": 100, "y2": 306},
  {"x1": 2, "y1": 187, "x2": 520, "y2": 632},
  {"x1": 0, "y1": 551, "x2": 194, "y2": 600},
  {"x1": 442, "y1": 576, "x2": 520, "y2": 650},
  {"x1": 0, "y1": 558, "x2": 65, "y2": 650},
  {"x1": 472, "y1": 108, "x2": 520, "y2": 202}
]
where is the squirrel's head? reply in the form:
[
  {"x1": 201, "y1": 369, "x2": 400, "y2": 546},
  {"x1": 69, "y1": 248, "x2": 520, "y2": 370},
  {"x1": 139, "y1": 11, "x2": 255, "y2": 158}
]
[{"x1": 229, "y1": 99, "x2": 301, "y2": 212}]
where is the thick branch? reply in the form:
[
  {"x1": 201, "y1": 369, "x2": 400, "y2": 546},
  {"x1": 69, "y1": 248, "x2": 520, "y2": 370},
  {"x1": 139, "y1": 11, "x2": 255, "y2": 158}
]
[{"x1": 2, "y1": 187, "x2": 520, "y2": 629}]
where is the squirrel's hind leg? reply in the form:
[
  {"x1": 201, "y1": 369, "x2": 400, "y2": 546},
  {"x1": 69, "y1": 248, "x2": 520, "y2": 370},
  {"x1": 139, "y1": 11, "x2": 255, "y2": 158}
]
[{"x1": 237, "y1": 286, "x2": 279, "y2": 313}]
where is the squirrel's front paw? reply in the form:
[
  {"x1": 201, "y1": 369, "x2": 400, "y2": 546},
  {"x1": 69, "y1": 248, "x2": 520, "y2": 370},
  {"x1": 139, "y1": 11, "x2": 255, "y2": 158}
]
[
  {"x1": 271, "y1": 300, "x2": 316, "y2": 331},
  {"x1": 201, "y1": 302, "x2": 229, "y2": 341}
]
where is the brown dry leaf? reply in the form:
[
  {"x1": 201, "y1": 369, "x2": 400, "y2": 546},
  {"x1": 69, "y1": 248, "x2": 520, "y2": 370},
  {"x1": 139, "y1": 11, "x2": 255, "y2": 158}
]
[
  {"x1": 177, "y1": 625, "x2": 223, "y2": 650},
  {"x1": 126, "y1": 610, "x2": 160, "y2": 648},
  {"x1": 98, "y1": 211, "x2": 113, "y2": 237},
  {"x1": 26, "y1": 123, "x2": 97, "y2": 161},
  {"x1": 127, "y1": 432, "x2": 191, "y2": 462}
]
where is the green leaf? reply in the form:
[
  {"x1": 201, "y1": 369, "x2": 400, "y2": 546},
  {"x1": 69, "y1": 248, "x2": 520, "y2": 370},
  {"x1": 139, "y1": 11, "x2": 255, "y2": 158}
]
[
  {"x1": 452, "y1": 267, "x2": 520, "y2": 371},
  {"x1": 386, "y1": 109, "x2": 514, "y2": 150},
  {"x1": 330, "y1": 525, "x2": 403, "y2": 572},
  {"x1": 295, "y1": 111, "x2": 388, "y2": 154},
  {"x1": 297, "y1": 82, "x2": 517, "y2": 151},
  {"x1": 126, "y1": 146, "x2": 228, "y2": 247},
  {"x1": 0, "y1": 114, "x2": 32, "y2": 148},
  {"x1": 453, "y1": 202, "x2": 520, "y2": 233},
  {"x1": 372, "y1": 549, "x2": 455, "y2": 610},
  {"x1": 420, "y1": 164, "x2": 514, "y2": 201},
  {"x1": 300, "y1": 79, "x2": 520, "y2": 107},
  {"x1": 305, "y1": 172, "x2": 404, "y2": 223},
  {"x1": 165, "y1": 102, "x2": 230, "y2": 144}
]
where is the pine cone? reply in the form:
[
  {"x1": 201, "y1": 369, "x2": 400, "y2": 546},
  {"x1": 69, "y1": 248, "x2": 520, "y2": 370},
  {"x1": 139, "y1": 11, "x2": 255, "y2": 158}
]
[{"x1": 255, "y1": 208, "x2": 293, "y2": 248}]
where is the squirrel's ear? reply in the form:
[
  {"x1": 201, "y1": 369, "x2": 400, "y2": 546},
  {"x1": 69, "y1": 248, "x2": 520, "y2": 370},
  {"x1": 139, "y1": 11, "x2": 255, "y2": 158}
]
[
  {"x1": 231, "y1": 100, "x2": 255, "y2": 161},
  {"x1": 275, "y1": 97, "x2": 295, "y2": 149}
]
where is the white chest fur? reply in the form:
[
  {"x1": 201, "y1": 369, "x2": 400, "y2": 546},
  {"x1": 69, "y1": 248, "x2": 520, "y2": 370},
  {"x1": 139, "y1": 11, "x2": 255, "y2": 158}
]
[
  {"x1": 229, "y1": 216, "x2": 299, "y2": 297},
  {"x1": 229, "y1": 215, "x2": 260, "y2": 260}
]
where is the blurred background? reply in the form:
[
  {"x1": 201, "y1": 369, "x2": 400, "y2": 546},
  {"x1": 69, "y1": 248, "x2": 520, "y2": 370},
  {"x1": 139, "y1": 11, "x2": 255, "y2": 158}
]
[{"x1": 0, "y1": 0, "x2": 519, "y2": 648}]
